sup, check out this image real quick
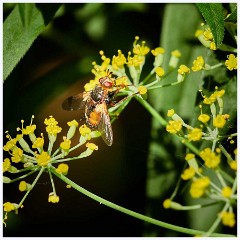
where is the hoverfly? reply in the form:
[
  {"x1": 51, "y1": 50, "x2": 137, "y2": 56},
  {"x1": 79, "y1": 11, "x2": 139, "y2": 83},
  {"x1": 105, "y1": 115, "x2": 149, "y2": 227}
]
[{"x1": 62, "y1": 71, "x2": 126, "y2": 146}]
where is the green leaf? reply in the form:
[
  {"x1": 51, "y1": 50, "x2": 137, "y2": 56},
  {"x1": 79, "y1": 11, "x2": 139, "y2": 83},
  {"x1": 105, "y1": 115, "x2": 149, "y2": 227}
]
[
  {"x1": 196, "y1": 3, "x2": 225, "y2": 47},
  {"x1": 225, "y1": 5, "x2": 237, "y2": 22},
  {"x1": 3, "y1": 3, "x2": 61, "y2": 81}
]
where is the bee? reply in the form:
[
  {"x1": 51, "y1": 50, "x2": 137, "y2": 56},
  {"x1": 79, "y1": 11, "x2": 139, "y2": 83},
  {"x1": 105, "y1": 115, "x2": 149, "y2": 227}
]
[{"x1": 62, "y1": 72, "x2": 125, "y2": 146}]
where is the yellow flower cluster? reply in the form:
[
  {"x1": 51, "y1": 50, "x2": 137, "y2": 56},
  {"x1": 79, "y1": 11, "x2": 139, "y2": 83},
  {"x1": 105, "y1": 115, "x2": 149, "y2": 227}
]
[
  {"x1": 178, "y1": 65, "x2": 190, "y2": 75},
  {"x1": 3, "y1": 116, "x2": 100, "y2": 221},
  {"x1": 198, "y1": 114, "x2": 210, "y2": 123},
  {"x1": 192, "y1": 56, "x2": 204, "y2": 72},
  {"x1": 45, "y1": 116, "x2": 62, "y2": 135},
  {"x1": 36, "y1": 151, "x2": 51, "y2": 166},
  {"x1": 219, "y1": 211, "x2": 235, "y2": 227},
  {"x1": 60, "y1": 138, "x2": 71, "y2": 150},
  {"x1": 112, "y1": 50, "x2": 126, "y2": 70},
  {"x1": 181, "y1": 167, "x2": 195, "y2": 180},
  {"x1": 187, "y1": 128, "x2": 202, "y2": 141},
  {"x1": 195, "y1": 24, "x2": 216, "y2": 50},
  {"x1": 225, "y1": 54, "x2": 237, "y2": 71},
  {"x1": 166, "y1": 120, "x2": 182, "y2": 134},
  {"x1": 200, "y1": 148, "x2": 221, "y2": 169},
  {"x1": 190, "y1": 176, "x2": 210, "y2": 198},
  {"x1": 202, "y1": 89, "x2": 225, "y2": 105}
]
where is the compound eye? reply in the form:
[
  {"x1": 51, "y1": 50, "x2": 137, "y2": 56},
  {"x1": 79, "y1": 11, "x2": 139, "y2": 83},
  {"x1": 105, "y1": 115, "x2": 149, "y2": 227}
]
[
  {"x1": 99, "y1": 77, "x2": 113, "y2": 88},
  {"x1": 104, "y1": 81, "x2": 113, "y2": 88}
]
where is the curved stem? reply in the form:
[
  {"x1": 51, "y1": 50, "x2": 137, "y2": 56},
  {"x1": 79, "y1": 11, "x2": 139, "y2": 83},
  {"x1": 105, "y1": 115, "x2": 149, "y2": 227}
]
[
  {"x1": 136, "y1": 96, "x2": 200, "y2": 155},
  {"x1": 204, "y1": 203, "x2": 229, "y2": 237},
  {"x1": 50, "y1": 165, "x2": 234, "y2": 237},
  {"x1": 8, "y1": 168, "x2": 39, "y2": 183},
  {"x1": 18, "y1": 167, "x2": 45, "y2": 208}
]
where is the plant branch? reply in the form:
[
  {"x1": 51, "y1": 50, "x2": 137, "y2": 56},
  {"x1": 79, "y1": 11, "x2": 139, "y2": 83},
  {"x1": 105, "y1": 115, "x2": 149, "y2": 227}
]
[{"x1": 50, "y1": 165, "x2": 234, "y2": 237}]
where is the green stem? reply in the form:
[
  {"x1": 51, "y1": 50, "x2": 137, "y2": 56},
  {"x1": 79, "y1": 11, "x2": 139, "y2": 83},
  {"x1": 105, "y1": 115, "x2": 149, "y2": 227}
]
[
  {"x1": 50, "y1": 166, "x2": 234, "y2": 237},
  {"x1": 140, "y1": 71, "x2": 155, "y2": 85},
  {"x1": 217, "y1": 168, "x2": 234, "y2": 184},
  {"x1": 9, "y1": 168, "x2": 39, "y2": 183},
  {"x1": 219, "y1": 144, "x2": 234, "y2": 162},
  {"x1": 48, "y1": 168, "x2": 57, "y2": 194},
  {"x1": 18, "y1": 167, "x2": 45, "y2": 208},
  {"x1": 135, "y1": 95, "x2": 167, "y2": 126},
  {"x1": 215, "y1": 169, "x2": 227, "y2": 187},
  {"x1": 136, "y1": 97, "x2": 200, "y2": 155},
  {"x1": 204, "y1": 203, "x2": 229, "y2": 237},
  {"x1": 147, "y1": 80, "x2": 181, "y2": 90}
]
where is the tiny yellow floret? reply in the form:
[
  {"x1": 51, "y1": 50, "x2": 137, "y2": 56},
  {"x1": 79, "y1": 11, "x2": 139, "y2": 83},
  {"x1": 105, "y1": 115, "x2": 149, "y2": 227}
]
[
  {"x1": 192, "y1": 56, "x2": 205, "y2": 72},
  {"x1": 178, "y1": 65, "x2": 190, "y2": 75},
  {"x1": 225, "y1": 54, "x2": 237, "y2": 71},
  {"x1": 198, "y1": 114, "x2": 210, "y2": 123},
  {"x1": 36, "y1": 151, "x2": 51, "y2": 166},
  {"x1": 84, "y1": 79, "x2": 98, "y2": 92},
  {"x1": 112, "y1": 50, "x2": 127, "y2": 70},
  {"x1": 151, "y1": 47, "x2": 165, "y2": 56},
  {"x1": 195, "y1": 29, "x2": 203, "y2": 37},
  {"x1": 86, "y1": 142, "x2": 98, "y2": 151},
  {"x1": 3, "y1": 138, "x2": 17, "y2": 151},
  {"x1": 46, "y1": 125, "x2": 62, "y2": 135},
  {"x1": 138, "y1": 86, "x2": 148, "y2": 95},
  {"x1": 44, "y1": 116, "x2": 58, "y2": 126},
  {"x1": 32, "y1": 137, "x2": 44, "y2": 148},
  {"x1": 163, "y1": 199, "x2": 171, "y2": 209},
  {"x1": 155, "y1": 67, "x2": 165, "y2": 77},
  {"x1": 171, "y1": 50, "x2": 181, "y2": 58},
  {"x1": 185, "y1": 153, "x2": 195, "y2": 161},
  {"x1": 166, "y1": 120, "x2": 182, "y2": 134},
  {"x1": 3, "y1": 158, "x2": 11, "y2": 173},
  {"x1": 200, "y1": 148, "x2": 221, "y2": 168},
  {"x1": 181, "y1": 167, "x2": 195, "y2": 180},
  {"x1": 60, "y1": 138, "x2": 71, "y2": 150},
  {"x1": 79, "y1": 124, "x2": 91, "y2": 136},
  {"x1": 229, "y1": 160, "x2": 237, "y2": 171},
  {"x1": 116, "y1": 76, "x2": 128, "y2": 86},
  {"x1": 19, "y1": 181, "x2": 28, "y2": 192},
  {"x1": 67, "y1": 120, "x2": 79, "y2": 127},
  {"x1": 220, "y1": 212, "x2": 235, "y2": 227},
  {"x1": 22, "y1": 125, "x2": 36, "y2": 135},
  {"x1": 48, "y1": 195, "x2": 60, "y2": 203},
  {"x1": 127, "y1": 54, "x2": 144, "y2": 67},
  {"x1": 213, "y1": 115, "x2": 226, "y2": 128},
  {"x1": 11, "y1": 147, "x2": 23, "y2": 163},
  {"x1": 167, "y1": 109, "x2": 175, "y2": 117},
  {"x1": 56, "y1": 163, "x2": 69, "y2": 175},
  {"x1": 203, "y1": 27, "x2": 213, "y2": 41},
  {"x1": 190, "y1": 176, "x2": 210, "y2": 198},
  {"x1": 187, "y1": 128, "x2": 202, "y2": 141},
  {"x1": 209, "y1": 42, "x2": 217, "y2": 50},
  {"x1": 133, "y1": 40, "x2": 150, "y2": 56},
  {"x1": 221, "y1": 186, "x2": 232, "y2": 198},
  {"x1": 3, "y1": 202, "x2": 16, "y2": 212}
]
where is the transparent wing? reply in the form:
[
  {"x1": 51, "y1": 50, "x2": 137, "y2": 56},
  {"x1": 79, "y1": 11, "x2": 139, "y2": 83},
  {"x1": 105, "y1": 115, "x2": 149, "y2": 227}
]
[
  {"x1": 62, "y1": 93, "x2": 88, "y2": 111},
  {"x1": 97, "y1": 103, "x2": 113, "y2": 146}
]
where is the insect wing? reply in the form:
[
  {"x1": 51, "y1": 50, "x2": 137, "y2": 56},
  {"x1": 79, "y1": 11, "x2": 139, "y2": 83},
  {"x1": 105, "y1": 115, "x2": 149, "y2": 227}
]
[
  {"x1": 97, "y1": 103, "x2": 113, "y2": 146},
  {"x1": 62, "y1": 92, "x2": 88, "y2": 111}
]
